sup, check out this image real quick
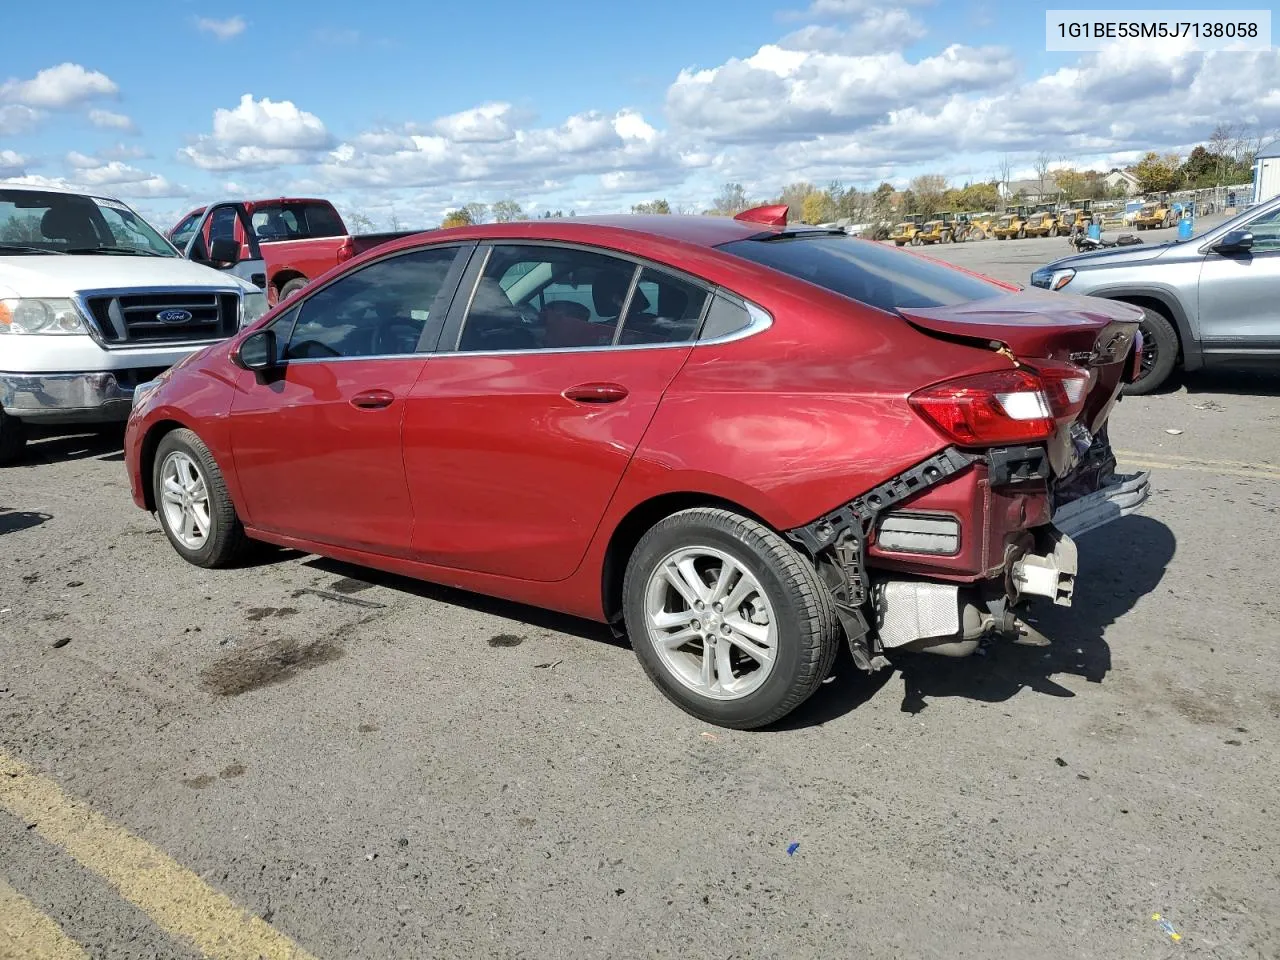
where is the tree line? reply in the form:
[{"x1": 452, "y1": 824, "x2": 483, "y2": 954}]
[{"x1": 342, "y1": 123, "x2": 1271, "y2": 233}]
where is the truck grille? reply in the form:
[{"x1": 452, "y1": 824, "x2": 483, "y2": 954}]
[{"x1": 83, "y1": 291, "x2": 240, "y2": 345}]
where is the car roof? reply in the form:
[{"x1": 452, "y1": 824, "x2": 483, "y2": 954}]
[
  {"x1": 417, "y1": 214, "x2": 813, "y2": 250},
  {"x1": 0, "y1": 180, "x2": 123, "y2": 202}
]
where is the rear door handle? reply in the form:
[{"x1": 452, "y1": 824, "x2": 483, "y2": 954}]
[
  {"x1": 350, "y1": 389, "x2": 395, "y2": 410},
  {"x1": 563, "y1": 382, "x2": 629, "y2": 404}
]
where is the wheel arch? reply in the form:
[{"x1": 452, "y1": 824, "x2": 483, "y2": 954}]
[
  {"x1": 1089, "y1": 286, "x2": 1201, "y2": 371},
  {"x1": 139, "y1": 418, "x2": 194, "y2": 512},
  {"x1": 271, "y1": 269, "x2": 307, "y2": 300},
  {"x1": 599, "y1": 491, "x2": 773, "y2": 627}
]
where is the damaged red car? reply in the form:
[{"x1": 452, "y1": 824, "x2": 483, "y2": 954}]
[{"x1": 124, "y1": 206, "x2": 1151, "y2": 729}]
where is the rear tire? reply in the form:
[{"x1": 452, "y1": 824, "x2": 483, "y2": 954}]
[
  {"x1": 0, "y1": 410, "x2": 27, "y2": 466},
  {"x1": 152, "y1": 428, "x2": 251, "y2": 568},
  {"x1": 622, "y1": 508, "x2": 841, "y2": 730},
  {"x1": 1122, "y1": 306, "x2": 1179, "y2": 396},
  {"x1": 278, "y1": 277, "x2": 308, "y2": 301}
]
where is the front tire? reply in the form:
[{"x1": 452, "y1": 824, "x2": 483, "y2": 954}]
[
  {"x1": 1122, "y1": 306, "x2": 1179, "y2": 396},
  {"x1": 0, "y1": 410, "x2": 27, "y2": 466},
  {"x1": 622, "y1": 508, "x2": 841, "y2": 730},
  {"x1": 152, "y1": 428, "x2": 250, "y2": 568}
]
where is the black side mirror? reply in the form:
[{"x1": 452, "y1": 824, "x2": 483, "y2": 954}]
[
  {"x1": 1213, "y1": 229, "x2": 1254, "y2": 254},
  {"x1": 236, "y1": 329, "x2": 277, "y2": 371},
  {"x1": 209, "y1": 237, "x2": 240, "y2": 264}
]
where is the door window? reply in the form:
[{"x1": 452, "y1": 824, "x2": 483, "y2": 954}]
[
  {"x1": 1244, "y1": 206, "x2": 1280, "y2": 252},
  {"x1": 456, "y1": 245, "x2": 710, "y2": 352},
  {"x1": 285, "y1": 247, "x2": 461, "y2": 360},
  {"x1": 209, "y1": 206, "x2": 238, "y2": 243},
  {"x1": 616, "y1": 267, "x2": 709, "y2": 345}
]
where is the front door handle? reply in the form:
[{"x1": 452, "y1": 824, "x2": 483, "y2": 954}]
[
  {"x1": 563, "y1": 382, "x2": 629, "y2": 404},
  {"x1": 350, "y1": 389, "x2": 395, "y2": 410}
]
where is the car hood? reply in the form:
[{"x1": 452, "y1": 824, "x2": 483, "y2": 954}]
[
  {"x1": 1048, "y1": 241, "x2": 1175, "y2": 271},
  {"x1": 0, "y1": 254, "x2": 255, "y2": 299}
]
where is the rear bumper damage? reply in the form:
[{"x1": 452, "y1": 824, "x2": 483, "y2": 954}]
[
  {"x1": 787, "y1": 447, "x2": 1151, "y2": 666},
  {"x1": 871, "y1": 468, "x2": 1150, "y2": 656}
]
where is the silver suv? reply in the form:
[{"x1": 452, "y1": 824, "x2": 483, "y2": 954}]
[{"x1": 1031, "y1": 193, "x2": 1280, "y2": 394}]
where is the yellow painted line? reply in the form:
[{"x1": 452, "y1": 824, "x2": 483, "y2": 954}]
[
  {"x1": 1115, "y1": 448, "x2": 1278, "y2": 471},
  {"x1": 0, "y1": 753, "x2": 316, "y2": 960},
  {"x1": 1118, "y1": 457, "x2": 1280, "y2": 481},
  {"x1": 0, "y1": 878, "x2": 88, "y2": 960}
]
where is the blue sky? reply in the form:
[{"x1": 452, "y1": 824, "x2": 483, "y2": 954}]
[{"x1": 2, "y1": 0, "x2": 1276, "y2": 229}]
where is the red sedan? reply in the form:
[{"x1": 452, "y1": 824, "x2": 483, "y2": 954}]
[{"x1": 125, "y1": 206, "x2": 1151, "y2": 729}]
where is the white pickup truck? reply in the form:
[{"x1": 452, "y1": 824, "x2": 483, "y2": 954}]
[{"x1": 0, "y1": 184, "x2": 267, "y2": 464}]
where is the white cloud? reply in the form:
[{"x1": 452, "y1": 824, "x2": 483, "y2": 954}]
[
  {"x1": 0, "y1": 150, "x2": 28, "y2": 178},
  {"x1": 0, "y1": 104, "x2": 40, "y2": 135},
  {"x1": 88, "y1": 109, "x2": 137, "y2": 133},
  {"x1": 179, "y1": 94, "x2": 333, "y2": 170},
  {"x1": 433, "y1": 102, "x2": 516, "y2": 143},
  {"x1": 0, "y1": 63, "x2": 118, "y2": 109},
  {"x1": 196, "y1": 16, "x2": 247, "y2": 40}
]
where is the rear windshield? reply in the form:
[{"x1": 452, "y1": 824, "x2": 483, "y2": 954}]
[
  {"x1": 720, "y1": 234, "x2": 1005, "y2": 312},
  {"x1": 250, "y1": 202, "x2": 344, "y2": 240}
]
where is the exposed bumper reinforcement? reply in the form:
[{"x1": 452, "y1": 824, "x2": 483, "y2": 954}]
[{"x1": 1051, "y1": 470, "x2": 1151, "y2": 540}]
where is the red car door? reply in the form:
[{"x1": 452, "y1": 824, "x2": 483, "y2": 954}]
[
  {"x1": 403, "y1": 243, "x2": 711, "y2": 581},
  {"x1": 228, "y1": 245, "x2": 469, "y2": 553}
]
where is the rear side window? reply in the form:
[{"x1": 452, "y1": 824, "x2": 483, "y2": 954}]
[
  {"x1": 718, "y1": 235, "x2": 1005, "y2": 313},
  {"x1": 617, "y1": 268, "x2": 708, "y2": 345},
  {"x1": 253, "y1": 202, "x2": 344, "y2": 240}
]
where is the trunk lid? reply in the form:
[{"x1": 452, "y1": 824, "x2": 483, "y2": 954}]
[{"x1": 900, "y1": 290, "x2": 1143, "y2": 480}]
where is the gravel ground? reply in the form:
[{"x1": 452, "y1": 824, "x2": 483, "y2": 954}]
[{"x1": 2, "y1": 228, "x2": 1278, "y2": 959}]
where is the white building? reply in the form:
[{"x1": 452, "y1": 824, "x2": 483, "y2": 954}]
[
  {"x1": 1253, "y1": 140, "x2": 1280, "y2": 204},
  {"x1": 1104, "y1": 169, "x2": 1141, "y2": 196}
]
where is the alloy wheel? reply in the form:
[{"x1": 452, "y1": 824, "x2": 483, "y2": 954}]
[
  {"x1": 643, "y1": 546, "x2": 778, "y2": 701},
  {"x1": 159, "y1": 451, "x2": 212, "y2": 550}
]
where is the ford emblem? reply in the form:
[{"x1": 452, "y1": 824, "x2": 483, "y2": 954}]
[{"x1": 157, "y1": 309, "x2": 192, "y2": 324}]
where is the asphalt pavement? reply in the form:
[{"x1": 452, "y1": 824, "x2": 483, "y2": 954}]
[{"x1": 2, "y1": 225, "x2": 1279, "y2": 959}]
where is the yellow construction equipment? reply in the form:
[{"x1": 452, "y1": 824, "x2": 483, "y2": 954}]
[
  {"x1": 890, "y1": 214, "x2": 925, "y2": 246},
  {"x1": 1057, "y1": 199, "x2": 1093, "y2": 235},
  {"x1": 916, "y1": 212, "x2": 956, "y2": 244},
  {"x1": 992, "y1": 206, "x2": 1029, "y2": 240},
  {"x1": 1023, "y1": 203, "x2": 1063, "y2": 238},
  {"x1": 1133, "y1": 196, "x2": 1176, "y2": 230},
  {"x1": 952, "y1": 212, "x2": 990, "y2": 241}
]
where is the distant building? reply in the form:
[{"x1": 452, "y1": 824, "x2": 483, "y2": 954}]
[
  {"x1": 1104, "y1": 169, "x2": 1141, "y2": 196},
  {"x1": 1000, "y1": 176, "x2": 1060, "y2": 203},
  {"x1": 1253, "y1": 140, "x2": 1280, "y2": 204}
]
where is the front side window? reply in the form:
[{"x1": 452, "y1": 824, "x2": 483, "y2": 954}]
[
  {"x1": 718, "y1": 233, "x2": 1005, "y2": 313},
  {"x1": 1244, "y1": 205, "x2": 1280, "y2": 252},
  {"x1": 285, "y1": 247, "x2": 461, "y2": 360}
]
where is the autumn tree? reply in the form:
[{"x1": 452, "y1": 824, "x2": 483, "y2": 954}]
[
  {"x1": 1033, "y1": 151, "x2": 1054, "y2": 201},
  {"x1": 795, "y1": 190, "x2": 830, "y2": 224},
  {"x1": 441, "y1": 208, "x2": 475, "y2": 228},
  {"x1": 909, "y1": 174, "x2": 948, "y2": 215},
  {"x1": 1055, "y1": 170, "x2": 1087, "y2": 200},
  {"x1": 631, "y1": 199, "x2": 671, "y2": 214},
  {"x1": 491, "y1": 199, "x2": 524, "y2": 222},
  {"x1": 1132, "y1": 152, "x2": 1181, "y2": 193},
  {"x1": 346, "y1": 212, "x2": 377, "y2": 234},
  {"x1": 997, "y1": 154, "x2": 1013, "y2": 211}
]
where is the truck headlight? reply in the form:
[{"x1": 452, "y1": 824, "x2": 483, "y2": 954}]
[
  {"x1": 240, "y1": 291, "x2": 268, "y2": 328},
  {"x1": 0, "y1": 298, "x2": 88, "y2": 335}
]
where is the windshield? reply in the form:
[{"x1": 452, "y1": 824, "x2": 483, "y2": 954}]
[
  {"x1": 0, "y1": 189, "x2": 177, "y2": 257},
  {"x1": 719, "y1": 234, "x2": 1005, "y2": 313}
]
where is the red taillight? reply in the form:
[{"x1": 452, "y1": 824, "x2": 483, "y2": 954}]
[
  {"x1": 337, "y1": 238, "x2": 354, "y2": 262},
  {"x1": 910, "y1": 369, "x2": 1055, "y2": 446}
]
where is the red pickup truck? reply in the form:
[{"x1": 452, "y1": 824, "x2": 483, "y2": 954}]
[{"x1": 167, "y1": 198, "x2": 418, "y2": 304}]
